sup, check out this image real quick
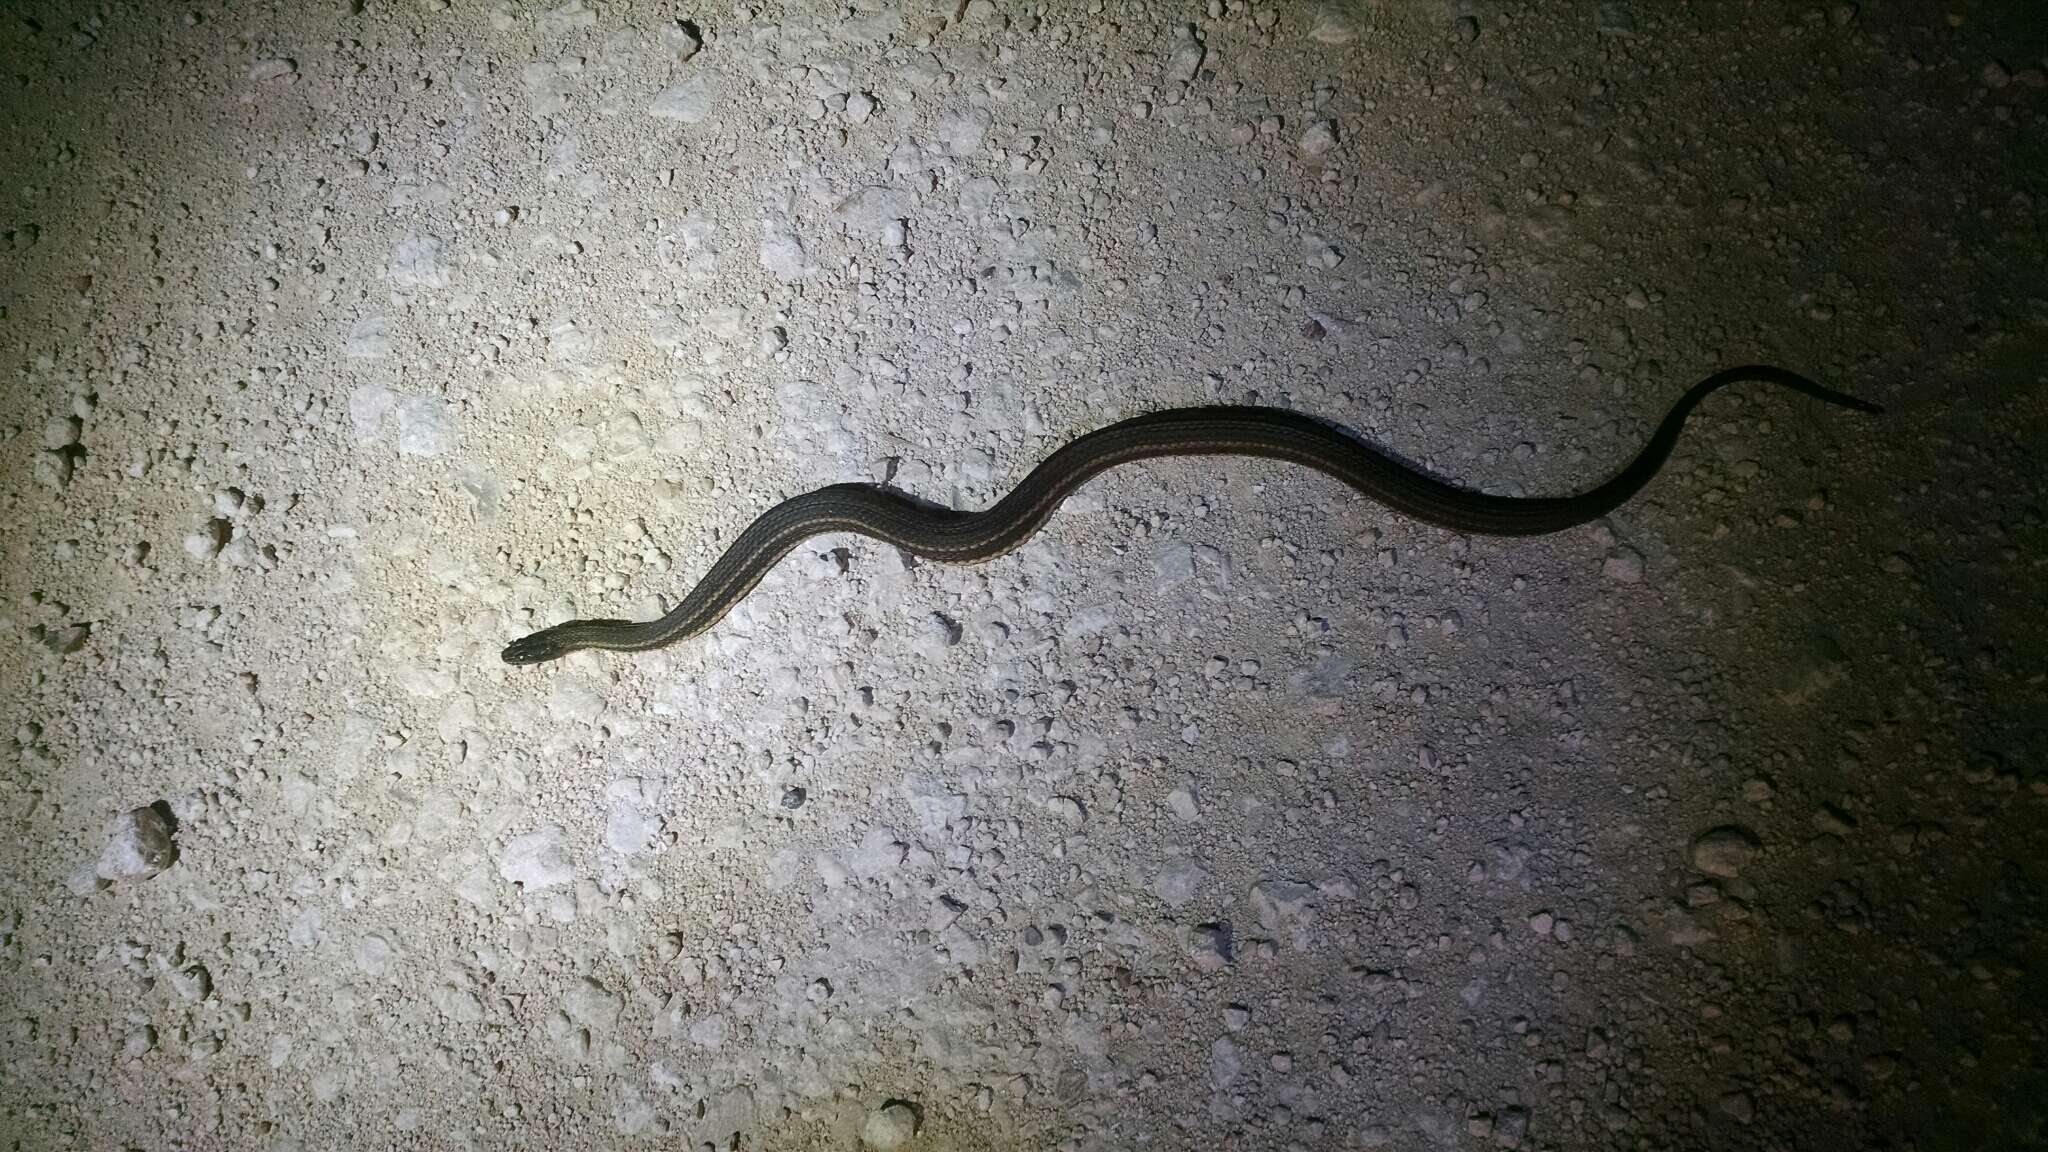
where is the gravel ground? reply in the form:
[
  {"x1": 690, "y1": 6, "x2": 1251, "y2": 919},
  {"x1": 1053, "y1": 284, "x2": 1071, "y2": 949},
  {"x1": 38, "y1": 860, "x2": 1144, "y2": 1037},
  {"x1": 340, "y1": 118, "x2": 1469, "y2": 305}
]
[{"x1": 3, "y1": 2, "x2": 2045, "y2": 1149}]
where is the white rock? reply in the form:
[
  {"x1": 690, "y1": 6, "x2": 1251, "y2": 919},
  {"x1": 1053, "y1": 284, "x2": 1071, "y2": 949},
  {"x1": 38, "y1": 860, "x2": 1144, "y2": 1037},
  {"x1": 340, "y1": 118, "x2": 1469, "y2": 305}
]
[
  {"x1": 547, "y1": 678, "x2": 606, "y2": 723},
  {"x1": 387, "y1": 234, "x2": 448, "y2": 289},
  {"x1": 395, "y1": 394, "x2": 454, "y2": 458},
  {"x1": 759, "y1": 219, "x2": 811, "y2": 282},
  {"x1": 65, "y1": 861, "x2": 107, "y2": 896},
  {"x1": 354, "y1": 933, "x2": 397, "y2": 976},
  {"x1": 182, "y1": 531, "x2": 223, "y2": 561},
  {"x1": 1209, "y1": 1037, "x2": 1242, "y2": 1088},
  {"x1": 348, "y1": 384, "x2": 396, "y2": 441},
  {"x1": 660, "y1": 20, "x2": 700, "y2": 60},
  {"x1": 1249, "y1": 880, "x2": 1315, "y2": 932},
  {"x1": 500, "y1": 826, "x2": 574, "y2": 890},
  {"x1": 1062, "y1": 604, "x2": 1115, "y2": 639},
  {"x1": 833, "y1": 185, "x2": 914, "y2": 238},
  {"x1": 1719, "y1": 1091, "x2": 1755, "y2": 1124},
  {"x1": 41, "y1": 416, "x2": 80, "y2": 449},
  {"x1": 649, "y1": 76, "x2": 716, "y2": 123},
  {"x1": 1190, "y1": 923, "x2": 1233, "y2": 971},
  {"x1": 687, "y1": 1013, "x2": 728, "y2": 1049},
  {"x1": 1152, "y1": 861, "x2": 1206, "y2": 908},
  {"x1": 1303, "y1": 235, "x2": 1343, "y2": 269},
  {"x1": 1777, "y1": 632, "x2": 1851, "y2": 705},
  {"x1": 1596, "y1": 2, "x2": 1636, "y2": 36},
  {"x1": 555, "y1": 425, "x2": 597, "y2": 461},
  {"x1": 605, "y1": 805, "x2": 662, "y2": 855},
  {"x1": 1690, "y1": 826, "x2": 1760, "y2": 878},
  {"x1": 862, "y1": 1103, "x2": 919, "y2": 1149},
  {"x1": 538, "y1": 0, "x2": 597, "y2": 34},
  {"x1": 850, "y1": 828, "x2": 908, "y2": 878},
  {"x1": 1309, "y1": 5, "x2": 1361, "y2": 43},
  {"x1": 344, "y1": 315, "x2": 392, "y2": 359},
  {"x1": 902, "y1": 775, "x2": 967, "y2": 834},
  {"x1": 613, "y1": 1086, "x2": 656, "y2": 1135},
  {"x1": 1299, "y1": 120, "x2": 1338, "y2": 156},
  {"x1": 1154, "y1": 543, "x2": 1194, "y2": 590},
  {"x1": 938, "y1": 111, "x2": 988, "y2": 156},
  {"x1": 289, "y1": 907, "x2": 326, "y2": 947},
  {"x1": 1047, "y1": 796, "x2": 1086, "y2": 828},
  {"x1": 912, "y1": 612, "x2": 961, "y2": 658},
  {"x1": 96, "y1": 805, "x2": 176, "y2": 881},
  {"x1": 562, "y1": 977, "x2": 622, "y2": 1029},
  {"x1": 1166, "y1": 26, "x2": 1205, "y2": 82},
  {"x1": 1602, "y1": 546, "x2": 1645, "y2": 583},
  {"x1": 166, "y1": 964, "x2": 211, "y2": 1002},
  {"x1": 521, "y1": 62, "x2": 570, "y2": 117}
]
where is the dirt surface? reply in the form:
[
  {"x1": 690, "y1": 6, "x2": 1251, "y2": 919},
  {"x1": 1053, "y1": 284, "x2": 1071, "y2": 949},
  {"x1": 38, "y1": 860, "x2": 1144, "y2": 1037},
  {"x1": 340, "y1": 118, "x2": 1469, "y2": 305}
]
[{"x1": 3, "y1": 2, "x2": 2045, "y2": 1149}]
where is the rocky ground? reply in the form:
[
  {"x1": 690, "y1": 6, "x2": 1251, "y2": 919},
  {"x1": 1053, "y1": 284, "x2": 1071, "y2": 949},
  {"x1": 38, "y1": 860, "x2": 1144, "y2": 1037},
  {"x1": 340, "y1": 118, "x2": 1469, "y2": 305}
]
[{"x1": 2, "y1": 1, "x2": 2045, "y2": 1149}]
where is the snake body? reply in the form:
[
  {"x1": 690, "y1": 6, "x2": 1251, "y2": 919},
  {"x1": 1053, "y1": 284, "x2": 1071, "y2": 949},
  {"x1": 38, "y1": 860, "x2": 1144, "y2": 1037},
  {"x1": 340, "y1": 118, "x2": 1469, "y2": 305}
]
[{"x1": 501, "y1": 366, "x2": 1879, "y2": 666}]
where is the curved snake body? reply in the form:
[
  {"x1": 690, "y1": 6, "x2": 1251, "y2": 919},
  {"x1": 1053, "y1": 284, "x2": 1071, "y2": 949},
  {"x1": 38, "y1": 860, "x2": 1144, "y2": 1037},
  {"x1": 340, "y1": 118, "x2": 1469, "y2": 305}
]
[{"x1": 502, "y1": 366, "x2": 1879, "y2": 665}]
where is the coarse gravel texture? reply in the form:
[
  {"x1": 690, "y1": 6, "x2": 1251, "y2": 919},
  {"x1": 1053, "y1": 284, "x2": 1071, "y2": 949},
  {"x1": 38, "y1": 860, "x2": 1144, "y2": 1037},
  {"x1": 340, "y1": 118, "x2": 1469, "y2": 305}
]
[{"x1": 3, "y1": 2, "x2": 2046, "y2": 1150}]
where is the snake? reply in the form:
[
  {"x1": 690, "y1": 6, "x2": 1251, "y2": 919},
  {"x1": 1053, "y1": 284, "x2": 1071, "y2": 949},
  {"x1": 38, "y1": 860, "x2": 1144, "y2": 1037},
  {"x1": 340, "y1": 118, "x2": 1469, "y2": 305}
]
[{"x1": 501, "y1": 365, "x2": 1880, "y2": 666}]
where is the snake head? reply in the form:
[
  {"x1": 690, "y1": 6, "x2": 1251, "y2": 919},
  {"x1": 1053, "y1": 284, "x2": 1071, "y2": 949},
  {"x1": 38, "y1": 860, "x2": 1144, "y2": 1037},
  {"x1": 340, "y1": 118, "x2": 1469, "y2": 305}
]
[{"x1": 501, "y1": 628, "x2": 575, "y2": 666}]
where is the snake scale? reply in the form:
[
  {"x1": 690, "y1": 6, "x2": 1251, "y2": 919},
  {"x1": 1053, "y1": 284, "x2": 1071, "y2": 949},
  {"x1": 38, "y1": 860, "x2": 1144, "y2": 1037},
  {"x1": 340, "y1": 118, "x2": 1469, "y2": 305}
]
[{"x1": 501, "y1": 365, "x2": 1880, "y2": 666}]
